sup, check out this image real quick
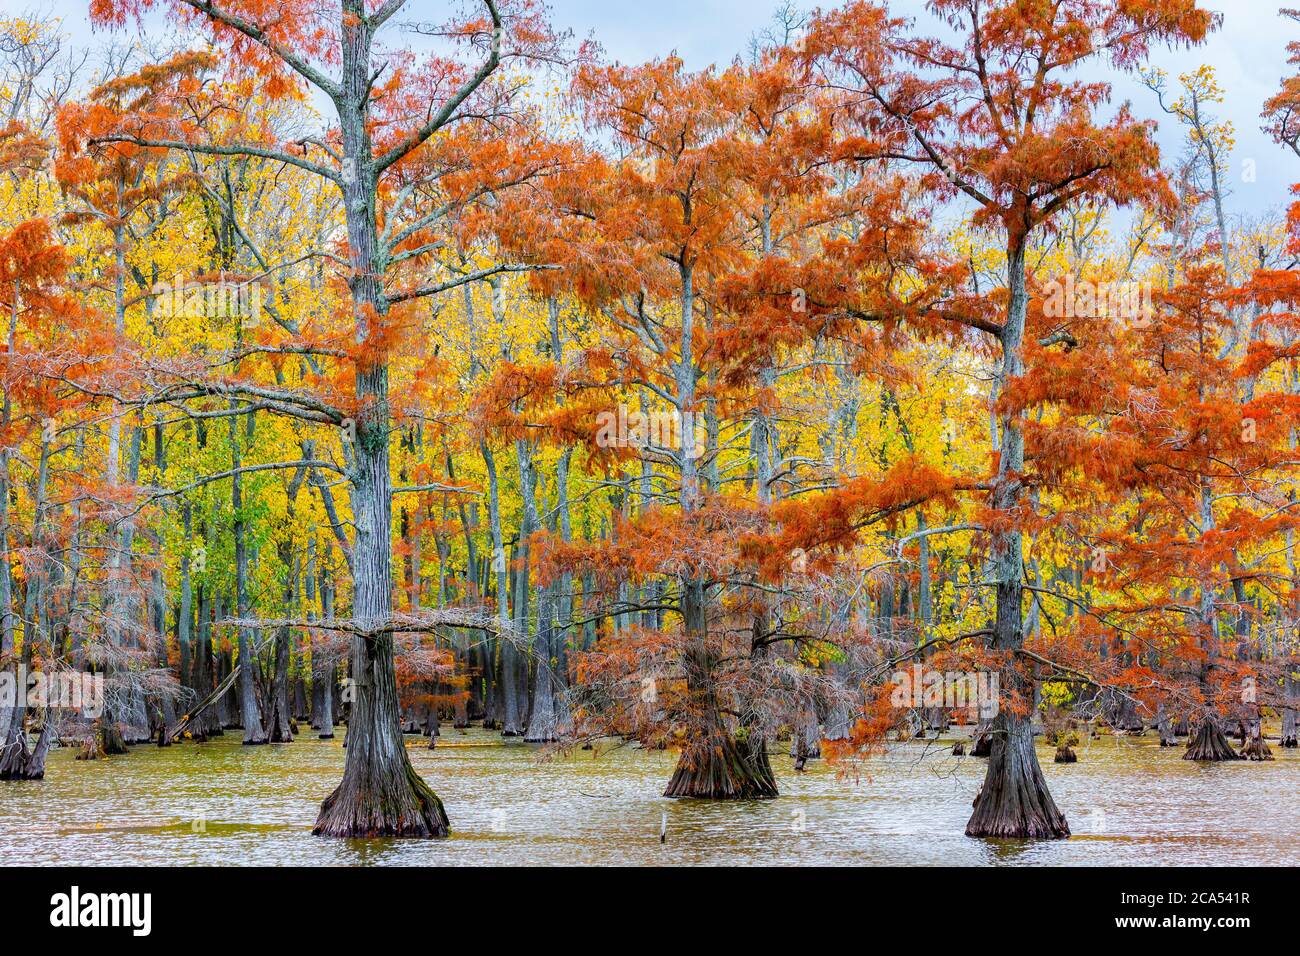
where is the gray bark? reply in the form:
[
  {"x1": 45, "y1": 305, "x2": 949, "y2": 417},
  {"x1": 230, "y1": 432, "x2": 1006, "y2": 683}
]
[{"x1": 967, "y1": 242, "x2": 1068, "y2": 838}]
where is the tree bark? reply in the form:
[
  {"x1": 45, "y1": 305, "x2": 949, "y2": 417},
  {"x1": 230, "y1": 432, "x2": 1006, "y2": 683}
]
[
  {"x1": 306, "y1": 4, "x2": 454, "y2": 836},
  {"x1": 966, "y1": 242, "x2": 1068, "y2": 839},
  {"x1": 232, "y1": 409, "x2": 268, "y2": 745},
  {"x1": 313, "y1": 365, "x2": 447, "y2": 836},
  {"x1": 1183, "y1": 716, "x2": 1243, "y2": 760},
  {"x1": 1283, "y1": 667, "x2": 1298, "y2": 747}
]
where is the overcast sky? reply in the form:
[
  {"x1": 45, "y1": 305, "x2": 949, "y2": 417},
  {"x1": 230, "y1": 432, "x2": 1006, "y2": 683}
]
[{"x1": 13, "y1": 0, "x2": 1298, "y2": 219}]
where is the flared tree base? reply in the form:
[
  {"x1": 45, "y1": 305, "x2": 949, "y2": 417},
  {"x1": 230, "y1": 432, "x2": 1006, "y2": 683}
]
[
  {"x1": 1183, "y1": 719, "x2": 1244, "y2": 761},
  {"x1": 966, "y1": 717, "x2": 1069, "y2": 839},
  {"x1": 664, "y1": 732, "x2": 779, "y2": 799},
  {"x1": 1053, "y1": 745, "x2": 1077, "y2": 763},
  {"x1": 76, "y1": 734, "x2": 106, "y2": 761},
  {"x1": 1239, "y1": 736, "x2": 1273, "y2": 761},
  {"x1": 100, "y1": 719, "x2": 128, "y2": 756},
  {"x1": 313, "y1": 758, "x2": 449, "y2": 838},
  {"x1": 1282, "y1": 708, "x2": 1297, "y2": 748},
  {"x1": 0, "y1": 716, "x2": 50, "y2": 780}
]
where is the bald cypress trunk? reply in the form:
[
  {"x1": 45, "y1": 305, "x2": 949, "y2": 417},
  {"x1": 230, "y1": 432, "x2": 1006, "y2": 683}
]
[
  {"x1": 1283, "y1": 669, "x2": 1298, "y2": 748},
  {"x1": 524, "y1": 581, "x2": 559, "y2": 742},
  {"x1": 0, "y1": 440, "x2": 50, "y2": 778},
  {"x1": 313, "y1": 571, "x2": 336, "y2": 739},
  {"x1": 482, "y1": 442, "x2": 508, "y2": 732},
  {"x1": 662, "y1": 263, "x2": 776, "y2": 799},
  {"x1": 313, "y1": 5, "x2": 447, "y2": 836},
  {"x1": 502, "y1": 438, "x2": 537, "y2": 736},
  {"x1": 178, "y1": 502, "x2": 194, "y2": 710},
  {"x1": 232, "y1": 409, "x2": 267, "y2": 745},
  {"x1": 1184, "y1": 717, "x2": 1244, "y2": 760},
  {"x1": 313, "y1": 362, "x2": 446, "y2": 835},
  {"x1": 267, "y1": 483, "x2": 304, "y2": 743},
  {"x1": 967, "y1": 242, "x2": 1069, "y2": 839},
  {"x1": 665, "y1": 616, "x2": 778, "y2": 799},
  {"x1": 266, "y1": 621, "x2": 295, "y2": 743}
]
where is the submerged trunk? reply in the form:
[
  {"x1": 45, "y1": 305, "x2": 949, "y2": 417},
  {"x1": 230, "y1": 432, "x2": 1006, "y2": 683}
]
[
  {"x1": 0, "y1": 709, "x2": 52, "y2": 780},
  {"x1": 1183, "y1": 716, "x2": 1243, "y2": 761},
  {"x1": 481, "y1": 442, "x2": 513, "y2": 734},
  {"x1": 1156, "y1": 702, "x2": 1178, "y2": 746},
  {"x1": 790, "y1": 702, "x2": 821, "y2": 770},
  {"x1": 232, "y1": 411, "x2": 268, "y2": 745},
  {"x1": 313, "y1": 608, "x2": 447, "y2": 836},
  {"x1": 966, "y1": 242, "x2": 1068, "y2": 840},
  {"x1": 664, "y1": 586, "x2": 778, "y2": 800},
  {"x1": 1239, "y1": 715, "x2": 1272, "y2": 760},
  {"x1": 507, "y1": 436, "x2": 537, "y2": 736},
  {"x1": 967, "y1": 711, "x2": 1068, "y2": 837},
  {"x1": 312, "y1": 567, "x2": 336, "y2": 739},
  {"x1": 265, "y1": 537, "x2": 298, "y2": 743},
  {"x1": 524, "y1": 582, "x2": 559, "y2": 743},
  {"x1": 313, "y1": 366, "x2": 446, "y2": 836},
  {"x1": 266, "y1": 623, "x2": 294, "y2": 743},
  {"x1": 1282, "y1": 669, "x2": 1298, "y2": 747}
]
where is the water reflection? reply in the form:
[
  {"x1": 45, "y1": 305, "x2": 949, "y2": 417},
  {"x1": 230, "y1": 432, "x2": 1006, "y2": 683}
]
[{"x1": 0, "y1": 728, "x2": 1295, "y2": 866}]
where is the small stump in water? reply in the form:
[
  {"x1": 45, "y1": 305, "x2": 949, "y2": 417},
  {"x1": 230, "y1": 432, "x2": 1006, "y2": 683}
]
[
  {"x1": 98, "y1": 719, "x2": 128, "y2": 756},
  {"x1": 1050, "y1": 730, "x2": 1080, "y2": 763},
  {"x1": 75, "y1": 735, "x2": 105, "y2": 761},
  {"x1": 951, "y1": 741, "x2": 966, "y2": 756},
  {"x1": 1239, "y1": 736, "x2": 1273, "y2": 761}
]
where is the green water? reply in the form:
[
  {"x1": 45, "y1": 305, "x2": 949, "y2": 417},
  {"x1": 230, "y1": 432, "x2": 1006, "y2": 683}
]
[{"x1": 1, "y1": 727, "x2": 1296, "y2": 865}]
